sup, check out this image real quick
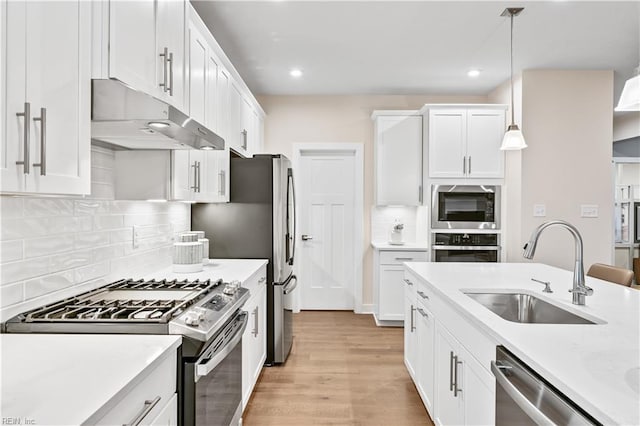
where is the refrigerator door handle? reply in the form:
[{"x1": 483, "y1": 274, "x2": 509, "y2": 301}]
[
  {"x1": 287, "y1": 168, "x2": 297, "y2": 266},
  {"x1": 283, "y1": 275, "x2": 298, "y2": 295}
]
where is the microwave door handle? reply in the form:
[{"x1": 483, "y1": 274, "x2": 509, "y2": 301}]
[
  {"x1": 491, "y1": 361, "x2": 557, "y2": 425},
  {"x1": 195, "y1": 312, "x2": 248, "y2": 382}
]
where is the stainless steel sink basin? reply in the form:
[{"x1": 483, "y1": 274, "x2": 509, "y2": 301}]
[{"x1": 464, "y1": 292, "x2": 597, "y2": 324}]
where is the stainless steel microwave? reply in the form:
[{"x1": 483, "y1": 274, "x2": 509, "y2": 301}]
[{"x1": 431, "y1": 185, "x2": 501, "y2": 229}]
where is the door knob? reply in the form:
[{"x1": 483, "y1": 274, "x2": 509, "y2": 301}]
[{"x1": 302, "y1": 235, "x2": 313, "y2": 241}]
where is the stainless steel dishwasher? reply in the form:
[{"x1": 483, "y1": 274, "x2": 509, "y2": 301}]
[{"x1": 491, "y1": 347, "x2": 601, "y2": 425}]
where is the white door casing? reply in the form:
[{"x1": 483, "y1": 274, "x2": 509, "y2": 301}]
[{"x1": 293, "y1": 143, "x2": 364, "y2": 312}]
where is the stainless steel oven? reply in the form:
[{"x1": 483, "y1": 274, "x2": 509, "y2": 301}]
[
  {"x1": 432, "y1": 185, "x2": 500, "y2": 229},
  {"x1": 184, "y1": 310, "x2": 248, "y2": 426},
  {"x1": 432, "y1": 233, "x2": 500, "y2": 262}
]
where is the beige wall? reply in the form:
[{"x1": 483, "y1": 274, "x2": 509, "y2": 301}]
[
  {"x1": 257, "y1": 94, "x2": 487, "y2": 307},
  {"x1": 519, "y1": 70, "x2": 614, "y2": 270},
  {"x1": 613, "y1": 112, "x2": 640, "y2": 142}
]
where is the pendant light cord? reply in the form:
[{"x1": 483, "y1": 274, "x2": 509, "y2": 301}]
[{"x1": 510, "y1": 12, "x2": 515, "y2": 126}]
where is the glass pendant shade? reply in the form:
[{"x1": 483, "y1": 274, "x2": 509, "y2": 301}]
[
  {"x1": 615, "y1": 74, "x2": 640, "y2": 112},
  {"x1": 500, "y1": 124, "x2": 527, "y2": 150}
]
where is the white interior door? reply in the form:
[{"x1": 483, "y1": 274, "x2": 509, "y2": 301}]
[{"x1": 299, "y1": 150, "x2": 357, "y2": 310}]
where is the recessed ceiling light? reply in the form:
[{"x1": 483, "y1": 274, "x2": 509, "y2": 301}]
[
  {"x1": 467, "y1": 69, "x2": 481, "y2": 78},
  {"x1": 290, "y1": 68, "x2": 303, "y2": 78}
]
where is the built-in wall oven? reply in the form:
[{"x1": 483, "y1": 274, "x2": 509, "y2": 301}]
[
  {"x1": 432, "y1": 233, "x2": 500, "y2": 262},
  {"x1": 432, "y1": 185, "x2": 500, "y2": 229}
]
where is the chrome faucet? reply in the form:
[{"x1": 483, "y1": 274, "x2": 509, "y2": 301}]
[{"x1": 522, "y1": 220, "x2": 593, "y2": 305}]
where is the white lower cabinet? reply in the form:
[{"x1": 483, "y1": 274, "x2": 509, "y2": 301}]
[
  {"x1": 404, "y1": 269, "x2": 495, "y2": 425},
  {"x1": 242, "y1": 265, "x2": 268, "y2": 409},
  {"x1": 374, "y1": 249, "x2": 428, "y2": 324},
  {"x1": 95, "y1": 350, "x2": 177, "y2": 425}
]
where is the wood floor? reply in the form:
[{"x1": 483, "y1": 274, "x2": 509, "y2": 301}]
[{"x1": 243, "y1": 311, "x2": 434, "y2": 426}]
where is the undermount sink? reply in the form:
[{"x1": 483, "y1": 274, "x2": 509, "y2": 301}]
[{"x1": 464, "y1": 292, "x2": 598, "y2": 325}]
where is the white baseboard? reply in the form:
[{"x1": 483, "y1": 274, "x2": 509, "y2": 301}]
[{"x1": 357, "y1": 304, "x2": 374, "y2": 314}]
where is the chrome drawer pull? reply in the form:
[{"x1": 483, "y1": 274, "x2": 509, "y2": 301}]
[
  {"x1": 416, "y1": 307, "x2": 428, "y2": 318},
  {"x1": 258, "y1": 277, "x2": 266, "y2": 283},
  {"x1": 403, "y1": 279, "x2": 413, "y2": 286},
  {"x1": 395, "y1": 257, "x2": 413, "y2": 261},
  {"x1": 124, "y1": 395, "x2": 161, "y2": 426},
  {"x1": 417, "y1": 290, "x2": 429, "y2": 300}
]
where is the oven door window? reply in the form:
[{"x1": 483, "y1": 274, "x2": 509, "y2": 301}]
[
  {"x1": 439, "y1": 192, "x2": 495, "y2": 222},
  {"x1": 434, "y1": 249, "x2": 498, "y2": 262}
]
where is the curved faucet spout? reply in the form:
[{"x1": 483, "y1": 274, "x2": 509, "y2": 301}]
[{"x1": 522, "y1": 220, "x2": 592, "y2": 305}]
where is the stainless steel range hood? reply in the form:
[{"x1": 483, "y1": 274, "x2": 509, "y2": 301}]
[{"x1": 91, "y1": 79, "x2": 224, "y2": 151}]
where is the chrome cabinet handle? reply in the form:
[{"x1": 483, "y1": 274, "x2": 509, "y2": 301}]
[
  {"x1": 252, "y1": 306, "x2": 259, "y2": 337},
  {"x1": 197, "y1": 161, "x2": 201, "y2": 193},
  {"x1": 191, "y1": 161, "x2": 199, "y2": 192},
  {"x1": 403, "y1": 278, "x2": 413, "y2": 286},
  {"x1": 301, "y1": 235, "x2": 313, "y2": 241},
  {"x1": 418, "y1": 185, "x2": 423, "y2": 204},
  {"x1": 258, "y1": 277, "x2": 266, "y2": 283},
  {"x1": 417, "y1": 290, "x2": 429, "y2": 300},
  {"x1": 462, "y1": 156, "x2": 466, "y2": 175},
  {"x1": 449, "y1": 351, "x2": 455, "y2": 391},
  {"x1": 15, "y1": 102, "x2": 30, "y2": 174},
  {"x1": 416, "y1": 307, "x2": 428, "y2": 318},
  {"x1": 468, "y1": 156, "x2": 472, "y2": 175},
  {"x1": 453, "y1": 355, "x2": 463, "y2": 397},
  {"x1": 124, "y1": 395, "x2": 161, "y2": 426},
  {"x1": 32, "y1": 107, "x2": 46, "y2": 175},
  {"x1": 159, "y1": 47, "x2": 168, "y2": 92},
  {"x1": 410, "y1": 304, "x2": 416, "y2": 332},
  {"x1": 168, "y1": 51, "x2": 174, "y2": 96},
  {"x1": 218, "y1": 170, "x2": 225, "y2": 196},
  {"x1": 395, "y1": 257, "x2": 414, "y2": 261},
  {"x1": 241, "y1": 129, "x2": 247, "y2": 150}
]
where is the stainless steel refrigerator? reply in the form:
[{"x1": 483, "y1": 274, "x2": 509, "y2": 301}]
[{"x1": 192, "y1": 154, "x2": 297, "y2": 365}]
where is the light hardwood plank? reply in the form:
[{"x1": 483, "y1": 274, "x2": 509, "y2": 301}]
[{"x1": 243, "y1": 311, "x2": 434, "y2": 426}]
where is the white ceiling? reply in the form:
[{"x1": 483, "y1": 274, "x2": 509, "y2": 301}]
[{"x1": 191, "y1": 1, "x2": 639, "y2": 104}]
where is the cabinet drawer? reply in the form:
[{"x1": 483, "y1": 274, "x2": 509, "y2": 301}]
[
  {"x1": 380, "y1": 250, "x2": 428, "y2": 265},
  {"x1": 95, "y1": 350, "x2": 177, "y2": 425},
  {"x1": 242, "y1": 265, "x2": 267, "y2": 296}
]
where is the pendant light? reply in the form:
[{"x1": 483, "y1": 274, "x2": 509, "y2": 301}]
[
  {"x1": 615, "y1": 66, "x2": 640, "y2": 111},
  {"x1": 500, "y1": 7, "x2": 527, "y2": 150}
]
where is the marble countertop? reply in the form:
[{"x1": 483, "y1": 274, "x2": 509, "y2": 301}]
[
  {"x1": 0, "y1": 334, "x2": 181, "y2": 425},
  {"x1": 371, "y1": 241, "x2": 429, "y2": 250},
  {"x1": 145, "y1": 259, "x2": 268, "y2": 285},
  {"x1": 405, "y1": 262, "x2": 640, "y2": 425}
]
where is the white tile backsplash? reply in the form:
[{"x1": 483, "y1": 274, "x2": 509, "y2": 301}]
[
  {"x1": 0, "y1": 146, "x2": 190, "y2": 314},
  {"x1": 371, "y1": 206, "x2": 429, "y2": 243}
]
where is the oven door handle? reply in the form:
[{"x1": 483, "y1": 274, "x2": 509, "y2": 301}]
[
  {"x1": 491, "y1": 361, "x2": 556, "y2": 425},
  {"x1": 194, "y1": 311, "x2": 248, "y2": 382},
  {"x1": 431, "y1": 245, "x2": 500, "y2": 251}
]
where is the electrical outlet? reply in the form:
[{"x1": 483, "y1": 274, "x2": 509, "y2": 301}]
[
  {"x1": 133, "y1": 225, "x2": 140, "y2": 249},
  {"x1": 533, "y1": 204, "x2": 546, "y2": 217},
  {"x1": 581, "y1": 205, "x2": 599, "y2": 218}
]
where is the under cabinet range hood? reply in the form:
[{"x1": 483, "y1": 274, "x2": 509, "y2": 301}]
[{"x1": 91, "y1": 79, "x2": 224, "y2": 151}]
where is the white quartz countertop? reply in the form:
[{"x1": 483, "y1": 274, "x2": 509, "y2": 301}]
[
  {"x1": 145, "y1": 259, "x2": 268, "y2": 286},
  {"x1": 0, "y1": 334, "x2": 181, "y2": 425},
  {"x1": 405, "y1": 262, "x2": 640, "y2": 425},
  {"x1": 371, "y1": 241, "x2": 429, "y2": 250}
]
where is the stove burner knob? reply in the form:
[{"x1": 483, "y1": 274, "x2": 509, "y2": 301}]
[
  {"x1": 184, "y1": 312, "x2": 201, "y2": 327},
  {"x1": 194, "y1": 307, "x2": 207, "y2": 320},
  {"x1": 223, "y1": 280, "x2": 241, "y2": 295}
]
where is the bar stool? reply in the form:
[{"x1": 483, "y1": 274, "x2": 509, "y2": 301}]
[{"x1": 586, "y1": 263, "x2": 634, "y2": 287}]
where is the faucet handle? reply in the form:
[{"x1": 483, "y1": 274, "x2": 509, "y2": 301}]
[
  {"x1": 569, "y1": 285, "x2": 593, "y2": 296},
  {"x1": 531, "y1": 278, "x2": 553, "y2": 293}
]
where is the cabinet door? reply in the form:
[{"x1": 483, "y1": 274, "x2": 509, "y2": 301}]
[
  {"x1": 466, "y1": 109, "x2": 505, "y2": 178},
  {"x1": 149, "y1": 393, "x2": 178, "y2": 426},
  {"x1": 434, "y1": 324, "x2": 464, "y2": 426},
  {"x1": 109, "y1": 0, "x2": 157, "y2": 96},
  {"x1": 240, "y1": 95, "x2": 253, "y2": 154},
  {"x1": 157, "y1": 0, "x2": 185, "y2": 111},
  {"x1": 379, "y1": 265, "x2": 405, "y2": 321},
  {"x1": 172, "y1": 150, "x2": 194, "y2": 201},
  {"x1": 227, "y1": 82, "x2": 243, "y2": 153},
  {"x1": 404, "y1": 289, "x2": 418, "y2": 380},
  {"x1": 195, "y1": 148, "x2": 229, "y2": 203},
  {"x1": 375, "y1": 115, "x2": 423, "y2": 205},
  {"x1": 216, "y1": 67, "x2": 230, "y2": 142},
  {"x1": 462, "y1": 348, "x2": 495, "y2": 425},
  {"x1": 206, "y1": 50, "x2": 220, "y2": 132},
  {"x1": 251, "y1": 283, "x2": 267, "y2": 382},
  {"x1": 187, "y1": 20, "x2": 207, "y2": 125},
  {"x1": 25, "y1": 0, "x2": 91, "y2": 195},
  {"x1": 1, "y1": 0, "x2": 27, "y2": 192},
  {"x1": 428, "y1": 109, "x2": 467, "y2": 178},
  {"x1": 416, "y1": 305, "x2": 435, "y2": 414},
  {"x1": 241, "y1": 294, "x2": 258, "y2": 408}
]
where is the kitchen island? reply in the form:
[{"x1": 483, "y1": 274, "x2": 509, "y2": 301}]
[{"x1": 405, "y1": 262, "x2": 640, "y2": 425}]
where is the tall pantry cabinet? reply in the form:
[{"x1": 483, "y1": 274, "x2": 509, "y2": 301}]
[{"x1": 1, "y1": 1, "x2": 91, "y2": 195}]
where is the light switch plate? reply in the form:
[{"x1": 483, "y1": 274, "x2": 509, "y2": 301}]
[
  {"x1": 581, "y1": 204, "x2": 599, "y2": 218},
  {"x1": 533, "y1": 204, "x2": 546, "y2": 217},
  {"x1": 133, "y1": 225, "x2": 140, "y2": 249}
]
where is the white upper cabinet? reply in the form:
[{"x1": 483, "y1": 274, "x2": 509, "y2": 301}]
[
  {"x1": 372, "y1": 112, "x2": 423, "y2": 206},
  {"x1": 187, "y1": 19, "x2": 208, "y2": 125},
  {"x1": 101, "y1": 0, "x2": 186, "y2": 110},
  {"x1": 426, "y1": 105, "x2": 506, "y2": 179},
  {"x1": 1, "y1": 0, "x2": 91, "y2": 195}
]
